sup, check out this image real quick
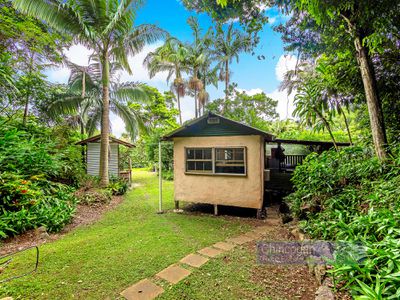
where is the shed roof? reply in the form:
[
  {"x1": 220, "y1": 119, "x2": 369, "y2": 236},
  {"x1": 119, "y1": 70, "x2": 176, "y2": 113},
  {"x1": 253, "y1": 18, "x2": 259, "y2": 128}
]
[
  {"x1": 163, "y1": 112, "x2": 275, "y2": 141},
  {"x1": 75, "y1": 134, "x2": 135, "y2": 148}
]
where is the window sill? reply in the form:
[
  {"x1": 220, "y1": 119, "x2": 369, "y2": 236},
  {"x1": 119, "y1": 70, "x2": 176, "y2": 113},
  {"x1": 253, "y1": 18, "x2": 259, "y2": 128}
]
[{"x1": 184, "y1": 172, "x2": 247, "y2": 177}]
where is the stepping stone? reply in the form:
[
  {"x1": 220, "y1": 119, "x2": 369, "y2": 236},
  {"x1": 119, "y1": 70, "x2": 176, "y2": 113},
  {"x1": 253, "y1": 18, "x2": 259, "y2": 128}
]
[
  {"x1": 180, "y1": 253, "x2": 209, "y2": 268},
  {"x1": 156, "y1": 264, "x2": 191, "y2": 284},
  {"x1": 213, "y1": 241, "x2": 235, "y2": 251},
  {"x1": 197, "y1": 246, "x2": 224, "y2": 258},
  {"x1": 121, "y1": 279, "x2": 164, "y2": 300},
  {"x1": 226, "y1": 235, "x2": 253, "y2": 245}
]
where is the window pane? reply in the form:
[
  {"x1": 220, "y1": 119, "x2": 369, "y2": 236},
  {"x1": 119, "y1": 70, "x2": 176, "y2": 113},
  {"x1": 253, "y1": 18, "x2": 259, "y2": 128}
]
[
  {"x1": 234, "y1": 149, "x2": 244, "y2": 160},
  {"x1": 187, "y1": 149, "x2": 195, "y2": 159},
  {"x1": 215, "y1": 148, "x2": 245, "y2": 174},
  {"x1": 224, "y1": 149, "x2": 233, "y2": 160},
  {"x1": 195, "y1": 161, "x2": 203, "y2": 170},
  {"x1": 187, "y1": 161, "x2": 195, "y2": 171},
  {"x1": 204, "y1": 149, "x2": 212, "y2": 159},
  {"x1": 204, "y1": 161, "x2": 212, "y2": 170},
  {"x1": 215, "y1": 165, "x2": 245, "y2": 174},
  {"x1": 195, "y1": 149, "x2": 203, "y2": 159},
  {"x1": 186, "y1": 148, "x2": 212, "y2": 173}
]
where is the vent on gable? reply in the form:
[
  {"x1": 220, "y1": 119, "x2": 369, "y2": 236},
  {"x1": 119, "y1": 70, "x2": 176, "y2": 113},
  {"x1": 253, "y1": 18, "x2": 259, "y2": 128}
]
[{"x1": 207, "y1": 117, "x2": 220, "y2": 124}]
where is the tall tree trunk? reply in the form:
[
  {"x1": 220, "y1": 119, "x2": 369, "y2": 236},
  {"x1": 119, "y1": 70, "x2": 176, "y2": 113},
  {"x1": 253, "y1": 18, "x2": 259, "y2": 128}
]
[
  {"x1": 81, "y1": 71, "x2": 86, "y2": 99},
  {"x1": 23, "y1": 52, "x2": 35, "y2": 126},
  {"x1": 225, "y1": 60, "x2": 229, "y2": 100},
  {"x1": 177, "y1": 91, "x2": 182, "y2": 125},
  {"x1": 99, "y1": 53, "x2": 110, "y2": 186},
  {"x1": 80, "y1": 116, "x2": 86, "y2": 166},
  {"x1": 354, "y1": 35, "x2": 387, "y2": 159},
  {"x1": 194, "y1": 89, "x2": 198, "y2": 118},
  {"x1": 315, "y1": 109, "x2": 338, "y2": 151}
]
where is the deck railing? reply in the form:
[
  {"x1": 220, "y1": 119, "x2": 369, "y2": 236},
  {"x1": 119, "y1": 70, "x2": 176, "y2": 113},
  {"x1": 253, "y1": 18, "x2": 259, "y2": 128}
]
[{"x1": 280, "y1": 154, "x2": 307, "y2": 169}]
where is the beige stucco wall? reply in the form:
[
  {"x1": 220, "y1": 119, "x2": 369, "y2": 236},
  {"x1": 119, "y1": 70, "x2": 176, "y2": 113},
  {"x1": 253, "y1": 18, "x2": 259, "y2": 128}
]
[{"x1": 173, "y1": 135, "x2": 264, "y2": 209}]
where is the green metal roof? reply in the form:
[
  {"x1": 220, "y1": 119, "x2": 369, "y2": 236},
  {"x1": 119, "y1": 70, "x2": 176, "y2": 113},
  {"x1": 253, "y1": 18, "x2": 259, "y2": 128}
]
[{"x1": 163, "y1": 112, "x2": 275, "y2": 141}]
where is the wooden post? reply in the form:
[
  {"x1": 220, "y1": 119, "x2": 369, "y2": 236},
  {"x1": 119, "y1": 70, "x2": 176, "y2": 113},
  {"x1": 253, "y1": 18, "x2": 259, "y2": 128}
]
[
  {"x1": 158, "y1": 141, "x2": 163, "y2": 214},
  {"x1": 214, "y1": 204, "x2": 218, "y2": 216},
  {"x1": 175, "y1": 201, "x2": 179, "y2": 210},
  {"x1": 128, "y1": 157, "x2": 132, "y2": 185}
]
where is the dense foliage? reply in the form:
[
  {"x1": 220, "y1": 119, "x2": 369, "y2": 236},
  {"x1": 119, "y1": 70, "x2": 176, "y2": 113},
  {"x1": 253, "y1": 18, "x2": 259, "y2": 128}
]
[
  {"x1": 207, "y1": 90, "x2": 278, "y2": 132},
  {"x1": 287, "y1": 147, "x2": 400, "y2": 298},
  {"x1": 0, "y1": 119, "x2": 83, "y2": 237}
]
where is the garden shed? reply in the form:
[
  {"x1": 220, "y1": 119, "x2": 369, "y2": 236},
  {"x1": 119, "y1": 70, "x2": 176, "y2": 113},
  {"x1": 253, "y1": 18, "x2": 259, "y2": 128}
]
[
  {"x1": 76, "y1": 135, "x2": 134, "y2": 181},
  {"x1": 163, "y1": 112, "x2": 274, "y2": 216}
]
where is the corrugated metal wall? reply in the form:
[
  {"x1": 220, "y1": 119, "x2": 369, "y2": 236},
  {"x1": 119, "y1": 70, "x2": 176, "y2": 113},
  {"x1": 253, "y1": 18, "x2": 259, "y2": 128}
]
[{"x1": 87, "y1": 143, "x2": 119, "y2": 177}]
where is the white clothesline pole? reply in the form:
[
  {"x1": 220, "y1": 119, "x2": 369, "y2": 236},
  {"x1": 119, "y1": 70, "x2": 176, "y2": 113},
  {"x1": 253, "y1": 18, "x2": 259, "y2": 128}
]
[{"x1": 158, "y1": 141, "x2": 163, "y2": 214}]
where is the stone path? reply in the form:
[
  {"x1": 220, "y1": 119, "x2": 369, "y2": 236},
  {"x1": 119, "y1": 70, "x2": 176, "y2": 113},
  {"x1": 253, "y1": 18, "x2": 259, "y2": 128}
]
[{"x1": 120, "y1": 207, "x2": 281, "y2": 300}]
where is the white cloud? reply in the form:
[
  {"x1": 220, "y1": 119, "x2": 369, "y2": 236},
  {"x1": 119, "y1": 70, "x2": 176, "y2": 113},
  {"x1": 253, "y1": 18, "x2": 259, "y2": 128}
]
[
  {"x1": 275, "y1": 54, "x2": 298, "y2": 81},
  {"x1": 64, "y1": 44, "x2": 93, "y2": 65},
  {"x1": 235, "y1": 87, "x2": 294, "y2": 119},
  {"x1": 236, "y1": 88, "x2": 263, "y2": 96},
  {"x1": 45, "y1": 45, "x2": 93, "y2": 84},
  {"x1": 118, "y1": 42, "x2": 168, "y2": 85},
  {"x1": 268, "y1": 17, "x2": 277, "y2": 24},
  {"x1": 110, "y1": 112, "x2": 126, "y2": 138},
  {"x1": 266, "y1": 89, "x2": 295, "y2": 119}
]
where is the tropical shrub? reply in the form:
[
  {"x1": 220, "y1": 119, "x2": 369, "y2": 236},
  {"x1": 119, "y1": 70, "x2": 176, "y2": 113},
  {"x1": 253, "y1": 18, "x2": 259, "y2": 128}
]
[
  {"x1": 0, "y1": 172, "x2": 76, "y2": 238},
  {"x1": 0, "y1": 120, "x2": 84, "y2": 185},
  {"x1": 76, "y1": 189, "x2": 112, "y2": 206},
  {"x1": 0, "y1": 119, "x2": 84, "y2": 238},
  {"x1": 286, "y1": 146, "x2": 400, "y2": 299},
  {"x1": 106, "y1": 177, "x2": 129, "y2": 196}
]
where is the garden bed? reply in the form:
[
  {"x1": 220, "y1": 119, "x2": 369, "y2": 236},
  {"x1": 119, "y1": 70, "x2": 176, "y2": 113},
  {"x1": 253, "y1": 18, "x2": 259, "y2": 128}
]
[{"x1": 0, "y1": 194, "x2": 124, "y2": 256}]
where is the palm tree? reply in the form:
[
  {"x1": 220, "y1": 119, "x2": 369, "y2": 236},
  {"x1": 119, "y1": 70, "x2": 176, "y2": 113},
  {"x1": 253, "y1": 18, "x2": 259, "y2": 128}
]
[
  {"x1": 197, "y1": 47, "x2": 219, "y2": 116},
  {"x1": 14, "y1": 0, "x2": 165, "y2": 185},
  {"x1": 186, "y1": 16, "x2": 214, "y2": 118},
  {"x1": 212, "y1": 22, "x2": 250, "y2": 100},
  {"x1": 294, "y1": 82, "x2": 338, "y2": 150},
  {"x1": 144, "y1": 38, "x2": 190, "y2": 125},
  {"x1": 48, "y1": 61, "x2": 149, "y2": 141}
]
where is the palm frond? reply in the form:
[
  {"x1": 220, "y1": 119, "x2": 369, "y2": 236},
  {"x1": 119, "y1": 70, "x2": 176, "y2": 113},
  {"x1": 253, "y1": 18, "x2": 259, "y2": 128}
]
[
  {"x1": 111, "y1": 101, "x2": 146, "y2": 140},
  {"x1": 112, "y1": 82, "x2": 150, "y2": 104}
]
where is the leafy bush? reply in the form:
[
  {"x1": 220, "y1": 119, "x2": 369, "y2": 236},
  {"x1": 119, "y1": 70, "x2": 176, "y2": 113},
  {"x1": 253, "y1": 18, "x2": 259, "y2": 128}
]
[
  {"x1": 0, "y1": 172, "x2": 76, "y2": 238},
  {"x1": 106, "y1": 177, "x2": 129, "y2": 196},
  {"x1": 76, "y1": 189, "x2": 112, "y2": 206},
  {"x1": 162, "y1": 170, "x2": 174, "y2": 181},
  {"x1": 286, "y1": 146, "x2": 400, "y2": 298},
  {"x1": 0, "y1": 120, "x2": 83, "y2": 238},
  {"x1": 0, "y1": 121, "x2": 84, "y2": 185}
]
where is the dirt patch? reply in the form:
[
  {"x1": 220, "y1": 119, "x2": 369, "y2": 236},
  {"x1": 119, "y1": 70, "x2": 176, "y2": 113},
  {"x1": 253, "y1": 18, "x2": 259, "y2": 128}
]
[
  {"x1": 0, "y1": 195, "x2": 124, "y2": 256},
  {"x1": 247, "y1": 222, "x2": 319, "y2": 300}
]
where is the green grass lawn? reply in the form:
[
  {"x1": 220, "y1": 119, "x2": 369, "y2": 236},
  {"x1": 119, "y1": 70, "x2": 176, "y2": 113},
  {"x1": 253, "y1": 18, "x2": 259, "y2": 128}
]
[{"x1": 0, "y1": 170, "x2": 251, "y2": 299}]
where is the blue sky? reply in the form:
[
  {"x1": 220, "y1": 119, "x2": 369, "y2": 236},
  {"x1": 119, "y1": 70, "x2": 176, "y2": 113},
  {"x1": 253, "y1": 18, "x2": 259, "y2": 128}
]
[{"x1": 45, "y1": 0, "x2": 297, "y2": 136}]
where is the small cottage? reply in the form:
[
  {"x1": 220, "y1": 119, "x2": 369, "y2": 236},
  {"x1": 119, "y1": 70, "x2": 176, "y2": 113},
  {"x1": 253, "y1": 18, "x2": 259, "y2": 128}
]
[
  {"x1": 163, "y1": 112, "x2": 348, "y2": 217},
  {"x1": 163, "y1": 112, "x2": 274, "y2": 216},
  {"x1": 76, "y1": 135, "x2": 134, "y2": 181}
]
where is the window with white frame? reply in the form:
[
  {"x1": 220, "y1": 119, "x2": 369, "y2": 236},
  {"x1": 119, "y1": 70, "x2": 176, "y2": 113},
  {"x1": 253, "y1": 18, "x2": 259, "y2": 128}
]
[
  {"x1": 185, "y1": 147, "x2": 246, "y2": 175},
  {"x1": 185, "y1": 148, "x2": 213, "y2": 173},
  {"x1": 215, "y1": 148, "x2": 246, "y2": 174}
]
